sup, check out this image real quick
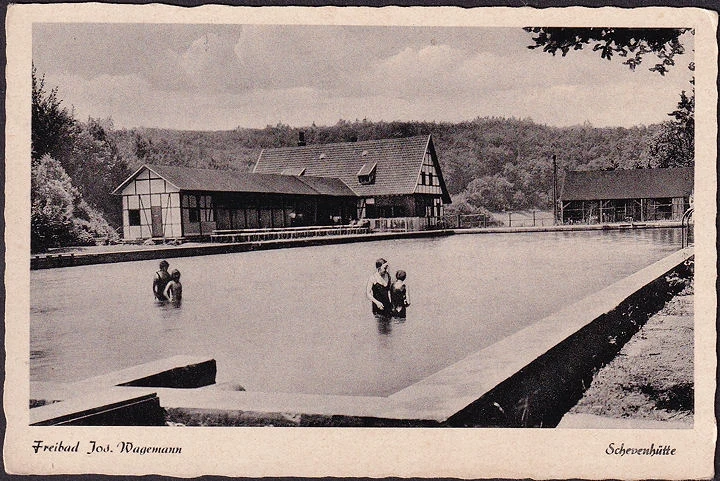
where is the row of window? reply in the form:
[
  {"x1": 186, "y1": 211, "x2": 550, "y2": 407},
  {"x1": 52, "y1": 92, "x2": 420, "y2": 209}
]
[
  {"x1": 127, "y1": 195, "x2": 214, "y2": 226},
  {"x1": 420, "y1": 171, "x2": 436, "y2": 186},
  {"x1": 128, "y1": 194, "x2": 445, "y2": 227}
]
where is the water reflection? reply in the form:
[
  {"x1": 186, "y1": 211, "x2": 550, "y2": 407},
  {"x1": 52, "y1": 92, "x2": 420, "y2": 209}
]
[
  {"x1": 375, "y1": 315, "x2": 407, "y2": 335},
  {"x1": 156, "y1": 299, "x2": 182, "y2": 309}
]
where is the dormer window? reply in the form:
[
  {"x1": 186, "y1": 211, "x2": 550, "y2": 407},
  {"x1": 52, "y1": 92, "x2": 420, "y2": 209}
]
[{"x1": 357, "y1": 162, "x2": 376, "y2": 185}]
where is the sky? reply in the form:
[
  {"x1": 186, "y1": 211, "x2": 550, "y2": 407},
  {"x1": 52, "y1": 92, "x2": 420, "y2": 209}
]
[{"x1": 32, "y1": 23, "x2": 695, "y2": 131}]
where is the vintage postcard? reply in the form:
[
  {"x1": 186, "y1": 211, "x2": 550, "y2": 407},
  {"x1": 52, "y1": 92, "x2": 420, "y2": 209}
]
[{"x1": 4, "y1": 4, "x2": 717, "y2": 478}]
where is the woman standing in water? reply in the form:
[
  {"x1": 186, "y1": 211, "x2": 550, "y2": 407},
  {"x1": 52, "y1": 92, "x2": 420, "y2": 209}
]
[
  {"x1": 366, "y1": 258, "x2": 392, "y2": 316},
  {"x1": 153, "y1": 260, "x2": 172, "y2": 301}
]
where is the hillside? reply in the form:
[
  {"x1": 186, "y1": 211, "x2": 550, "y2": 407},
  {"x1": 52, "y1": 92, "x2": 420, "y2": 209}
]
[{"x1": 109, "y1": 118, "x2": 660, "y2": 214}]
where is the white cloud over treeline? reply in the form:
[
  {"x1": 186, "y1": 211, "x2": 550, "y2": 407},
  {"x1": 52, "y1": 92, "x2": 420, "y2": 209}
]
[{"x1": 33, "y1": 24, "x2": 694, "y2": 130}]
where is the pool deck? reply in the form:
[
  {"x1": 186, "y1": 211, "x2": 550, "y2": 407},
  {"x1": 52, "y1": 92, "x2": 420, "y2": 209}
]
[
  {"x1": 31, "y1": 221, "x2": 685, "y2": 270},
  {"x1": 30, "y1": 247, "x2": 694, "y2": 427}
]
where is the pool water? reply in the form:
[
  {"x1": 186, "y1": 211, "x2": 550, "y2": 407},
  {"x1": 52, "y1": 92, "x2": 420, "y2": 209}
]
[{"x1": 31, "y1": 229, "x2": 683, "y2": 396}]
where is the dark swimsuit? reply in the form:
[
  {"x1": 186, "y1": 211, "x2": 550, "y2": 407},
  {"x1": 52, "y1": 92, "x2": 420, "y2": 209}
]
[
  {"x1": 371, "y1": 274, "x2": 392, "y2": 316},
  {"x1": 390, "y1": 282, "x2": 407, "y2": 318},
  {"x1": 154, "y1": 270, "x2": 172, "y2": 301}
]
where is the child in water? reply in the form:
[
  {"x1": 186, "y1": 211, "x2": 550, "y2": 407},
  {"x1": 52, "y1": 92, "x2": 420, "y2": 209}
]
[
  {"x1": 390, "y1": 270, "x2": 410, "y2": 318},
  {"x1": 163, "y1": 269, "x2": 183, "y2": 304}
]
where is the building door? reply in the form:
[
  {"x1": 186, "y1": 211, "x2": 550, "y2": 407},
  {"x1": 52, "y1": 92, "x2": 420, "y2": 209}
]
[{"x1": 151, "y1": 205, "x2": 163, "y2": 237}]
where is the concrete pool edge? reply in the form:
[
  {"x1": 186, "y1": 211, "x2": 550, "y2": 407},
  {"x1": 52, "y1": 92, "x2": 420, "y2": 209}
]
[
  {"x1": 30, "y1": 230, "x2": 453, "y2": 269},
  {"x1": 30, "y1": 248, "x2": 694, "y2": 427},
  {"x1": 393, "y1": 247, "x2": 694, "y2": 426}
]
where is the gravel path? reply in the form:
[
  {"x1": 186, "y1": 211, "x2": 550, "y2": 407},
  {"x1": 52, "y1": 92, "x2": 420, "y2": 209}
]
[{"x1": 558, "y1": 280, "x2": 694, "y2": 428}]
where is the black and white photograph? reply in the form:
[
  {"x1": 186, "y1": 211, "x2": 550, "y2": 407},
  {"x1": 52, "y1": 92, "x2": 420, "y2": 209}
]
[{"x1": 4, "y1": 4, "x2": 717, "y2": 478}]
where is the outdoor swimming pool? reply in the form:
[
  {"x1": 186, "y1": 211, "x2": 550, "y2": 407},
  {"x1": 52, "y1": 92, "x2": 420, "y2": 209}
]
[{"x1": 31, "y1": 228, "x2": 683, "y2": 396}]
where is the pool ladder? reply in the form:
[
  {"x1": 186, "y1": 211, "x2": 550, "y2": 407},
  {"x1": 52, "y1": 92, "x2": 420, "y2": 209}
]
[{"x1": 681, "y1": 207, "x2": 694, "y2": 248}]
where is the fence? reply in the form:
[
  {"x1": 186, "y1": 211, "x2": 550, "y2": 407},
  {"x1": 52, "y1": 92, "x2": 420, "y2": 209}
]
[{"x1": 453, "y1": 211, "x2": 555, "y2": 229}]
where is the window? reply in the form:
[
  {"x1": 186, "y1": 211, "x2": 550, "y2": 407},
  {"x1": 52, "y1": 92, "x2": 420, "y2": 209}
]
[
  {"x1": 128, "y1": 209, "x2": 141, "y2": 226},
  {"x1": 434, "y1": 197, "x2": 443, "y2": 217},
  {"x1": 421, "y1": 172, "x2": 426, "y2": 185},
  {"x1": 183, "y1": 194, "x2": 200, "y2": 223},
  {"x1": 357, "y1": 163, "x2": 377, "y2": 185},
  {"x1": 182, "y1": 194, "x2": 214, "y2": 223},
  {"x1": 200, "y1": 195, "x2": 214, "y2": 222},
  {"x1": 189, "y1": 207, "x2": 200, "y2": 223},
  {"x1": 378, "y1": 206, "x2": 405, "y2": 218}
]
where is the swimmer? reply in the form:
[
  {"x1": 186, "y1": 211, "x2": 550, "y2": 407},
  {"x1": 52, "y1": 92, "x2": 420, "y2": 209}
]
[
  {"x1": 163, "y1": 269, "x2": 183, "y2": 305},
  {"x1": 390, "y1": 269, "x2": 410, "y2": 318},
  {"x1": 153, "y1": 260, "x2": 171, "y2": 301}
]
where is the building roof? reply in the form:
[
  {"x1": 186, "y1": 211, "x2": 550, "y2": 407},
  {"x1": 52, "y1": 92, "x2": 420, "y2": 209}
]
[
  {"x1": 560, "y1": 167, "x2": 694, "y2": 201},
  {"x1": 254, "y1": 135, "x2": 451, "y2": 202},
  {"x1": 113, "y1": 164, "x2": 355, "y2": 197}
]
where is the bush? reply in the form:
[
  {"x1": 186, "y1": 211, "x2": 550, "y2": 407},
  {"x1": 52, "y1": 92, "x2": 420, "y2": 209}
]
[{"x1": 31, "y1": 155, "x2": 116, "y2": 252}]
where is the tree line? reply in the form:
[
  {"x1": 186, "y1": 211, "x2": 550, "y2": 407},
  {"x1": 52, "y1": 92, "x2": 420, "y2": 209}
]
[{"x1": 31, "y1": 70, "x2": 693, "y2": 252}]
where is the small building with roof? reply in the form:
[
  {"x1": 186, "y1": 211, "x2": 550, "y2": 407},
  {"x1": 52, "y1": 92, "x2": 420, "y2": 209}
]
[
  {"x1": 112, "y1": 134, "x2": 451, "y2": 240},
  {"x1": 112, "y1": 164, "x2": 357, "y2": 240},
  {"x1": 559, "y1": 167, "x2": 694, "y2": 224}
]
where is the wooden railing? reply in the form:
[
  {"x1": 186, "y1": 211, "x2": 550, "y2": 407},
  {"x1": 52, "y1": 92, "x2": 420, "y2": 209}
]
[
  {"x1": 366, "y1": 216, "x2": 445, "y2": 232},
  {"x1": 210, "y1": 225, "x2": 370, "y2": 243}
]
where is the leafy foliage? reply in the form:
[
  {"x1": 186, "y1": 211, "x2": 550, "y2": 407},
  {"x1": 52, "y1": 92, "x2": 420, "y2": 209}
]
[
  {"x1": 31, "y1": 69, "x2": 127, "y2": 251},
  {"x1": 109, "y1": 117, "x2": 659, "y2": 214},
  {"x1": 32, "y1": 65, "x2": 77, "y2": 162},
  {"x1": 31, "y1": 155, "x2": 117, "y2": 252},
  {"x1": 649, "y1": 90, "x2": 695, "y2": 168},
  {"x1": 67, "y1": 118, "x2": 129, "y2": 227},
  {"x1": 522, "y1": 27, "x2": 694, "y2": 169},
  {"x1": 523, "y1": 27, "x2": 691, "y2": 75}
]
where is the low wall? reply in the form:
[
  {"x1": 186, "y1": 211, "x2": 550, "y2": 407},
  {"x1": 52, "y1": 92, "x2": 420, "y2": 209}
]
[
  {"x1": 30, "y1": 356, "x2": 216, "y2": 426},
  {"x1": 446, "y1": 254, "x2": 694, "y2": 427},
  {"x1": 455, "y1": 221, "x2": 684, "y2": 235},
  {"x1": 30, "y1": 230, "x2": 452, "y2": 270}
]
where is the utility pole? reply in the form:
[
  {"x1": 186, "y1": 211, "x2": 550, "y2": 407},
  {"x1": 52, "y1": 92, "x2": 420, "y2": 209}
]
[{"x1": 552, "y1": 154, "x2": 558, "y2": 225}]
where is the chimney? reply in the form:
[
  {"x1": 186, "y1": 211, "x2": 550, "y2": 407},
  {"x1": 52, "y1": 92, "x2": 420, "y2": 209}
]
[{"x1": 298, "y1": 131, "x2": 306, "y2": 147}]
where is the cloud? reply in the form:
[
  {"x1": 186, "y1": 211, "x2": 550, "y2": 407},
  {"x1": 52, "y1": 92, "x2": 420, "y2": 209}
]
[
  {"x1": 179, "y1": 32, "x2": 249, "y2": 93},
  {"x1": 33, "y1": 24, "x2": 695, "y2": 130}
]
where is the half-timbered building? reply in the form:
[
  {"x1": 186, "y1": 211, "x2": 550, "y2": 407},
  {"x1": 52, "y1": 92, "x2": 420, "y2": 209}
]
[
  {"x1": 254, "y1": 134, "x2": 451, "y2": 222},
  {"x1": 113, "y1": 134, "x2": 451, "y2": 240},
  {"x1": 112, "y1": 164, "x2": 356, "y2": 240}
]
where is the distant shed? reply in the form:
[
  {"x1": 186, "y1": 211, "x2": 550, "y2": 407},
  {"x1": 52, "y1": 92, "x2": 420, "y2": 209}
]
[{"x1": 559, "y1": 167, "x2": 694, "y2": 224}]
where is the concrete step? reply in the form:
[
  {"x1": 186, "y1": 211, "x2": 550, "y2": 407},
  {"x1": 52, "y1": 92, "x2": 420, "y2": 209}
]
[
  {"x1": 31, "y1": 356, "x2": 216, "y2": 405},
  {"x1": 30, "y1": 388, "x2": 164, "y2": 426}
]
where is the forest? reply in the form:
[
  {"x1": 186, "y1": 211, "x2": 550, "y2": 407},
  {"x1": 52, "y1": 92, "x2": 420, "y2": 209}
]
[{"x1": 31, "y1": 73, "x2": 694, "y2": 252}]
